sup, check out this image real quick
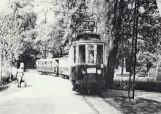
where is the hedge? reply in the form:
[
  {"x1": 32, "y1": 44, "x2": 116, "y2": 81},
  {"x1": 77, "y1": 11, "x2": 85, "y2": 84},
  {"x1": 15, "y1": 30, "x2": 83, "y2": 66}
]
[
  {"x1": 113, "y1": 80, "x2": 161, "y2": 92},
  {"x1": 135, "y1": 81, "x2": 161, "y2": 92}
]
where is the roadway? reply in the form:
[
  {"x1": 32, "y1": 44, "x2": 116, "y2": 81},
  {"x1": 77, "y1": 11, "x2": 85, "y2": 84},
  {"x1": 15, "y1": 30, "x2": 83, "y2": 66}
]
[{"x1": 0, "y1": 70, "x2": 121, "y2": 114}]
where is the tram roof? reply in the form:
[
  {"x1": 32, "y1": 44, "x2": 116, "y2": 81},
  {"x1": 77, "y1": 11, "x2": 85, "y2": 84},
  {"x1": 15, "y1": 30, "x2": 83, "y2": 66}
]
[
  {"x1": 71, "y1": 40, "x2": 106, "y2": 45},
  {"x1": 37, "y1": 56, "x2": 68, "y2": 61},
  {"x1": 51, "y1": 57, "x2": 68, "y2": 60},
  {"x1": 37, "y1": 58, "x2": 57, "y2": 61},
  {"x1": 76, "y1": 33, "x2": 100, "y2": 41}
]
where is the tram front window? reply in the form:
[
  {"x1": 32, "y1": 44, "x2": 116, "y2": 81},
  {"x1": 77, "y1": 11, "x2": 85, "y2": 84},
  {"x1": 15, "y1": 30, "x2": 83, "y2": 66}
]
[
  {"x1": 79, "y1": 45, "x2": 86, "y2": 63},
  {"x1": 88, "y1": 45, "x2": 95, "y2": 63}
]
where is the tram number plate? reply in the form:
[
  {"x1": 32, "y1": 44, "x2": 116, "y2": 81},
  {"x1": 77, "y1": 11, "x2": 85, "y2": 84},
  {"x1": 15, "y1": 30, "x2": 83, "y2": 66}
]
[{"x1": 87, "y1": 68, "x2": 96, "y2": 73}]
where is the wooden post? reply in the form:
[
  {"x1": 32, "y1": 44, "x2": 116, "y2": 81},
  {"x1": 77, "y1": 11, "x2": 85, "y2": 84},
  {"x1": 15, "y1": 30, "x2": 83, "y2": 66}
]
[
  {"x1": 56, "y1": 59, "x2": 59, "y2": 76},
  {"x1": 0, "y1": 38, "x2": 3, "y2": 82},
  {"x1": 128, "y1": 0, "x2": 139, "y2": 99},
  {"x1": 0, "y1": 47, "x2": 2, "y2": 82},
  {"x1": 44, "y1": 44, "x2": 46, "y2": 59}
]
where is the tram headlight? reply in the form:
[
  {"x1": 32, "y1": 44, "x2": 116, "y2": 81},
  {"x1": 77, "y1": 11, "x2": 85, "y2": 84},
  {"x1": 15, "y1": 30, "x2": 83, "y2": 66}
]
[
  {"x1": 97, "y1": 69, "x2": 101, "y2": 74},
  {"x1": 82, "y1": 70, "x2": 86, "y2": 74}
]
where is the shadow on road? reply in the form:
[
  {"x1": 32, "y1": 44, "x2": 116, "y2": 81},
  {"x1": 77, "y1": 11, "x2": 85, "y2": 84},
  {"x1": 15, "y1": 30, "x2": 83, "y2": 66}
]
[
  {"x1": 25, "y1": 85, "x2": 32, "y2": 88},
  {"x1": 0, "y1": 85, "x2": 9, "y2": 92},
  {"x1": 73, "y1": 90, "x2": 103, "y2": 97},
  {"x1": 18, "y1": 82, "x2": 33, "y2": 88}
]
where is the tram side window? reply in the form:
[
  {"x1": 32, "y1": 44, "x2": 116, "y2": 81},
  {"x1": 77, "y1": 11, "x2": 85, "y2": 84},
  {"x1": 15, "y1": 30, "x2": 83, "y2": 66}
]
[
  {"x1": 50, "y1": 61, "x2": 53, "y2": 66},
  {"x1": 97, "y1": 45, "x2": 103, "y2": 63},
  {"x1": 79, "y1": 45, "x2": 86, "y2": 63}
]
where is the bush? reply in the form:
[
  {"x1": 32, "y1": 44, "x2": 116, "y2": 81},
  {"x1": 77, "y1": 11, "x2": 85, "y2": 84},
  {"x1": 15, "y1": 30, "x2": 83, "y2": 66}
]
[
  {"x1": 113, "y1": 80, "x2": 130, "y2": 90},
  {"x1": 113, "y1": 80, "x2": 161, "y2": 92},
  {"x1": 1, "y1": 70, "x2": 11, "y2": 85},
  {"x1": 135, "y1": 81, "x2": 161, "y2": 92},
  {"x1": 1, "y1": 76, "x2": 10, "y2": 85}
]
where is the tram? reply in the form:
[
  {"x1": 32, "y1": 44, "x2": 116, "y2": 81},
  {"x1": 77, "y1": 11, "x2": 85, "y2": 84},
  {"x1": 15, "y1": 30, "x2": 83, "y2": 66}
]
[
  {"x1": 68, "y1": 32, "x2": 107, "y2": 93},
  {"x1": 36, "y1": 59, "x2": 58, "y2": 75},
  {"x1": 36, "y1": 57, "x2": 70, "y2": 78},
  {"x1": 58, "y1": 57, "x2": 70, "y2": 79},
  {"x1": 36, "y1": 21, "x2": 107, "y2": 93}
]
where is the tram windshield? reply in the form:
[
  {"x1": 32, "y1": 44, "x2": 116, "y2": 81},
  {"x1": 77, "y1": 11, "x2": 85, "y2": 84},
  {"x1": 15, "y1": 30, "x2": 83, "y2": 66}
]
[
  {"x1": 78, "y1": 44, "x2": 103, "y2": 64},
  {"x1": 79, "y1": 45, "x2": 86, "y2": 63},
  {"x1": 88, "y1": 45, "x2": 95, "y2": 63}
]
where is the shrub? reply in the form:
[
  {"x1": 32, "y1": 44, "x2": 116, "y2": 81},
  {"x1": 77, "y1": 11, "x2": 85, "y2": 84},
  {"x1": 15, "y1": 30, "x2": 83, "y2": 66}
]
[
  {"x1": 1, "y1": 70, "x2": 11, "y2": 85},
  {"x1": 113, "y1": 80, "x2": 161, "y2": 92},
  {"x1": 135, "y1": 81, "x2": 161, "y2": 92}
]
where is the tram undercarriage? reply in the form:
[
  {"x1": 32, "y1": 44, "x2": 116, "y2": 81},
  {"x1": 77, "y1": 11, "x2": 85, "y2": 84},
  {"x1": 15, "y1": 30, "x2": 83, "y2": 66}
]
[{"x1": 72, "y1": 80, "x2": 105, "y2": 92}]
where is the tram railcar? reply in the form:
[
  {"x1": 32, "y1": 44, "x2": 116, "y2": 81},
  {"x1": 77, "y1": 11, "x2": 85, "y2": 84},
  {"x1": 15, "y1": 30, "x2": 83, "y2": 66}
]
[
  {"x1": 36, "y1": 58, "x2": 70, "y2": 78},
  {"x1": 58, "y1": 57, "x2": 70, "y2": 79},
  {"x1": 68, "y1": 33, "x2": 107, "y2": 93},
  {"x1": 36, "y1": 59, "x2": 58, "y2": 75}
]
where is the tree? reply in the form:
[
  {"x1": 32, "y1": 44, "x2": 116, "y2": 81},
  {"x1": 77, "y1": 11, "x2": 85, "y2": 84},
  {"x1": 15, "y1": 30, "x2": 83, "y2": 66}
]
[{"x1": 0, "y1": 0, "x2": 37, "y2": 69}]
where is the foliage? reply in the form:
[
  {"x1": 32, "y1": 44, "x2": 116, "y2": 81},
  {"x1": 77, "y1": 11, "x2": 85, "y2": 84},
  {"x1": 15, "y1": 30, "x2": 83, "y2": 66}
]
[
  {"x1": 109, "y1": 0, "x2": 161, "y2": 85},
  {"x1": 0, "y1": 0, "x2": 161, "y2": 87},
  {"x1": 135, "y1": 1, "x2": 161, "y2": 79},
  {"x1": 106, "y1": 97, "x2": 161, "y2": 114},
  {"x1": 113, "y1": 79, "x2": 161, "y2": 92}
]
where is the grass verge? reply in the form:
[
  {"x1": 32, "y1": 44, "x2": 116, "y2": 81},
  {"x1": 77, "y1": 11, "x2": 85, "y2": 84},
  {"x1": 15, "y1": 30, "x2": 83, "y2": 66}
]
[{"x1": 105, "y1": 97, "x2": 161, "y2": 114}]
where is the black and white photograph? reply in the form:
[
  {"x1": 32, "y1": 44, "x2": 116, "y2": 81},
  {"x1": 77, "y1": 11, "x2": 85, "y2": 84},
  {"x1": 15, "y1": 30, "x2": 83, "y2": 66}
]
[{"x1": 0, "y1": 0, "x2": 161, "y2": 114}]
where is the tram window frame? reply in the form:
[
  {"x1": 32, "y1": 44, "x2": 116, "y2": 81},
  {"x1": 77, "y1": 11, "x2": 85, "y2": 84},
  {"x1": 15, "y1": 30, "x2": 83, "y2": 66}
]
[
  {"x1": 87, "y1": 44, "x2": 95, "y2": 64},
  {"x1": 78, "y1": 45, "x2": 86, "y2": 63},
  {"x1": 97, "y1": 45, "x2": 103, "y2": 64},
  {"x1": 45, "y1": 61, "x2": 47, "y2": 65}
]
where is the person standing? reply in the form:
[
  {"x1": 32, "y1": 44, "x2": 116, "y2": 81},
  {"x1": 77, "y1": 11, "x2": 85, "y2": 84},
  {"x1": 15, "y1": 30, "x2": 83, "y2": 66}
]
[{"x1": 17, "y1": 65, "x2": 26, "y2": 87}]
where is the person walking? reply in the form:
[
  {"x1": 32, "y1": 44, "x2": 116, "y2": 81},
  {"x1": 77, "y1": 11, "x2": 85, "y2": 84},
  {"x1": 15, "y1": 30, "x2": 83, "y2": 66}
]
[{"x1": 17, "y1": 66, "x2": 26, "y2": 87}]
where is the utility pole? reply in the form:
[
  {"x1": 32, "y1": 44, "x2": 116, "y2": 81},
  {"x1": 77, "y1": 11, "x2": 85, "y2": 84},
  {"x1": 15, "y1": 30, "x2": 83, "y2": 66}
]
[
  {"x1": 0, "y1": 38, "x2": 3, "y2": 82},
  {"x1": 128, "y1": 0, "x2": 139, "y2": 99},
  {"x1": 10, "y1": 54, "x2": 13, "y2": 82},
  {"x1": 44, "y1": 44, "x2": 47, "y2": 59},
  {"x1": 0, "y1": 46, "x2": 2, "y2": 82}
]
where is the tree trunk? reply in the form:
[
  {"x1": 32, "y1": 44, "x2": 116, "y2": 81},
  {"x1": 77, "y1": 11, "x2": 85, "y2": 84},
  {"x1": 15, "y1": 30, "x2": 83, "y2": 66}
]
[
  {"x1": 106, "y1": 45, "x2": 118, "y2": 88},
  {"x1": 105, "y1": 0, "x2": 124, "y2": 88}
]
